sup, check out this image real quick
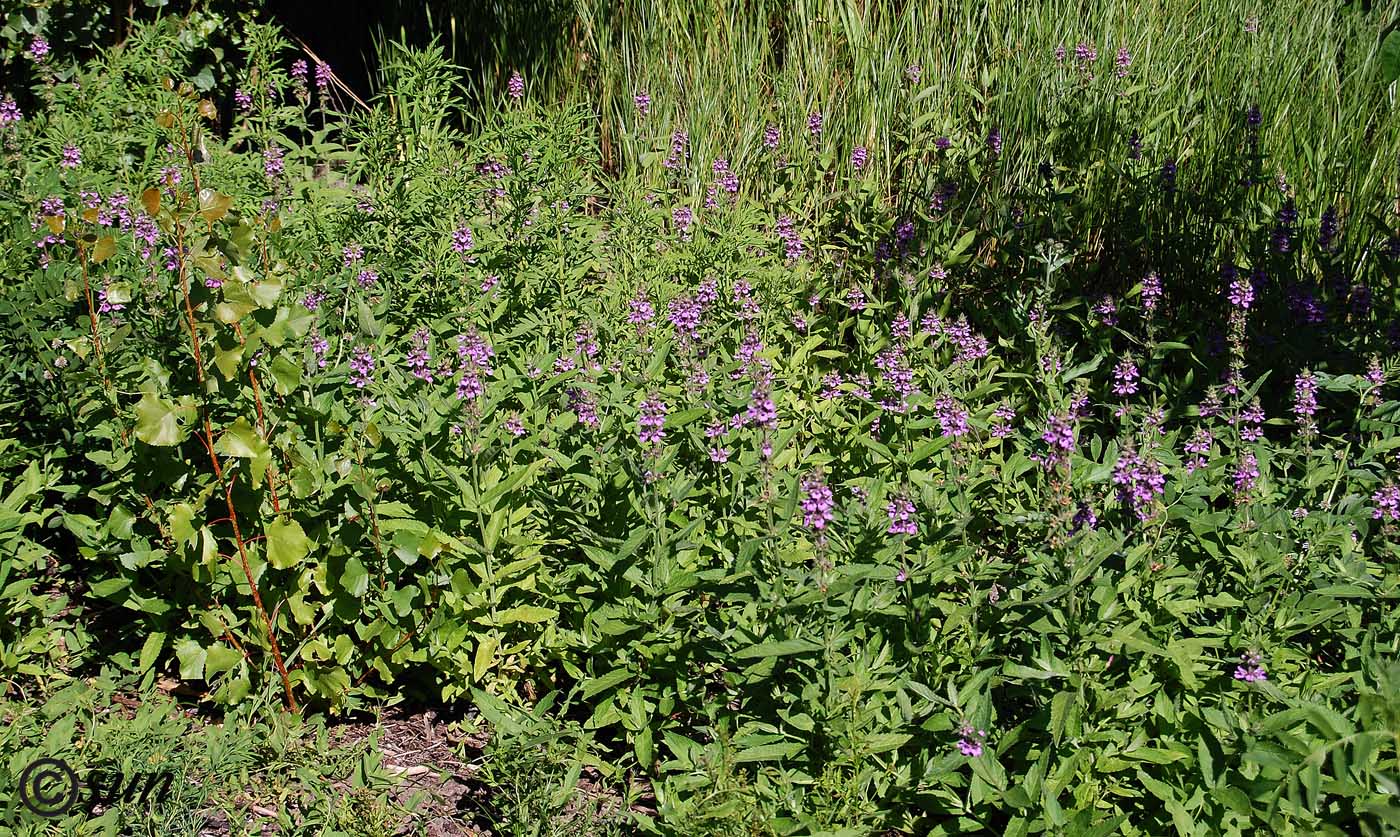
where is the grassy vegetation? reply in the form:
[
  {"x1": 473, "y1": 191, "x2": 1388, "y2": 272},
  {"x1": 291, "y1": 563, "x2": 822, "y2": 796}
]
[{"x1": 1, "y1": 2, "x2": 1399, "y2": 834}]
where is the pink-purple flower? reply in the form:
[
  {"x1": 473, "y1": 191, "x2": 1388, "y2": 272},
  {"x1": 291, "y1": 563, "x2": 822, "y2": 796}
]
[
  {"x1": 1373, "y1": 485, "x2": 1400, "y2": 521},
  {"x1": 885, "y1": 493, "x2": 917, "y2": 536},
  {"x1": 1233, "y1": 651, "x2": 1267, "y2": 682},
  {"x1": 348, "y1": 346, "x2": 376, "y2": 388},
  {"x1": 955, "y1": 724, "x2": 988, "y2": 758},
  {"x1": 799, "y1": 470, "x2": 835, "y2": 531}
]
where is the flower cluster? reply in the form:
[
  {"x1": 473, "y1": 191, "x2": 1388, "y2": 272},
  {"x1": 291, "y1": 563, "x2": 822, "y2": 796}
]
[
  {"x1": 1233, "y1": 651, "x2": 1267, "y2": 682},
  {"x1": 348, "y1": 346, "x2": 376, "y2": 388},
  {"x1": 1292, "y1": 371, "x2": 1318, "y2": 440},
  {"x1": 1112, "y1": 444, "x2": 1166, "y2": 520},
  {"x1": 885, "y1": 493, "x2": 917, "y2": 536},
  {"x1": 799, "y1": 470, "x2": 835, "y2": 531},
  {"x1": 638, "y1": 396, "x2": 668, "y2": 446},
  {"x1": 664, "y1": 130, "x2": 689, "y2": 169},
  {"x1": 1374, "y1": 485, "x2": 1400, "y2": 521},
  {"x1": 775, "y1": 215, "x2": 805, "y2": 263},
  {"x1": 955, "y1": 724, "x2": 988, "y2": 758},
  {"x1": 455, "y1": 330, "x2": 494, "y2": 402},
  {"x1": 405, "y1": 327, "x2": 433, "y2": 382},
  {"x1": 1183, "y1": 427, "x2": 1213, "y2": 473}
]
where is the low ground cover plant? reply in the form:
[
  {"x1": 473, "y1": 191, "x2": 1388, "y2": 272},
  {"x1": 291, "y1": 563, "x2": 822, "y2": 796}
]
[{"x1": 1, "y1": 5, "x2": 1399, "y2": 834}]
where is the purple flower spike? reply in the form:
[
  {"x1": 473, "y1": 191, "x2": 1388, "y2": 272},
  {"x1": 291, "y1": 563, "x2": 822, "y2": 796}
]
[{"x1": 799, "y1": 470, "x2": 836, "y2": 531}]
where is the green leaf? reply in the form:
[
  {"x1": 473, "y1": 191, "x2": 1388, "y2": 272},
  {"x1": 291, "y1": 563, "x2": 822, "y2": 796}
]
[
  {"x1": 205, "y1": 644, "x2": 242, "y2": 677},
  {"x1": 341, "y1": 556, "x2": 370, "y2": 598},
  {"x1": 214, "y1": 345, "x2": 244, "y2": 380},
  {"x1": 137, "y1": 632, "x2": 165, "y2": 673},
  {"x1": 215, "y1": 417, "x2": 268, "y2": 460},
  {"x1": 734, "y1": 742, "x2": 804, "y2": 763},
  {"x1": 582, "y1": 667, "x2": 633, "y2": 699},
  {"x1": 134, "y1": 391, "x2": 195, "y2": 446},
  {"x1": 494, "y1": 605, "x2": 558, "y2": 625},
  {"x1": 734, "y1": 638, "x2": 821, "y2": 659},
  {"x1": 1382, "y1": 29, "x2": 1400, "y2": 86},
  {"x1": 269, "y1": 353, "x2": 302, "y2": 394},
  {"x1": 473, "y1": 634, "x2": 499, "y2": 681},
  {"x1": 175, "y1": 639, "x2": 206, "y2": 680},
  {"x1": 863, "y1": 733, "x2": 911, "y2": 755},
  {"x1": 266, "y1": 518, "x2": 311, "y2": 569}
]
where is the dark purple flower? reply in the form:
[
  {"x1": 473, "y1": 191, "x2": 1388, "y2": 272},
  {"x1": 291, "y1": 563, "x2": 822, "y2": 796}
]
[
  {"x1": 628, "y1": 293, "x2": 655, "y2": 331},
  {"x1": 851, "y1": 146, "x2": 868, "y2": 171},
  {"x1": 60, "y1": 145, "x2": 81, "y2": 169},
  {"x1": 1184, "y1": 427, "x2": 1213, "y2": 473},
  {"x1": 633, "y1": 90, "x2": 651, "y2": 116},
  {"x1": 672, "y1": 205, "x2": 694, "y2": 237},
  {"x1": 986, "y1": 126, "x2": 1002, "y2": 157},
  {"x1": 955, "y1": 724, "x2": 987, "y2": 758},
  {"x1": 235, "y1": 88, "x2": 253, "y2": 113},
  {"x1": 1239, "y1": 399, "x2": 1265, "y2": 442},
  {"x1": 27, "y1": 36, "x2": 49, "y2": 62},
  {"x1": 664, "y1": 130, "x2": 689, "y2": 169},
  {"x1": 314, "y1": 61, "x2": 331, "y2": 91},
  {"x1": 807, "y1": 110, "x2": 823, "y2": 139}
]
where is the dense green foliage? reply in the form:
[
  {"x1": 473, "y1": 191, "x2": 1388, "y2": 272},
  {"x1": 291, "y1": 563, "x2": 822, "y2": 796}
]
[{"x1": 2, "y1": 5, "x2": 1400, "y2": 834}]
